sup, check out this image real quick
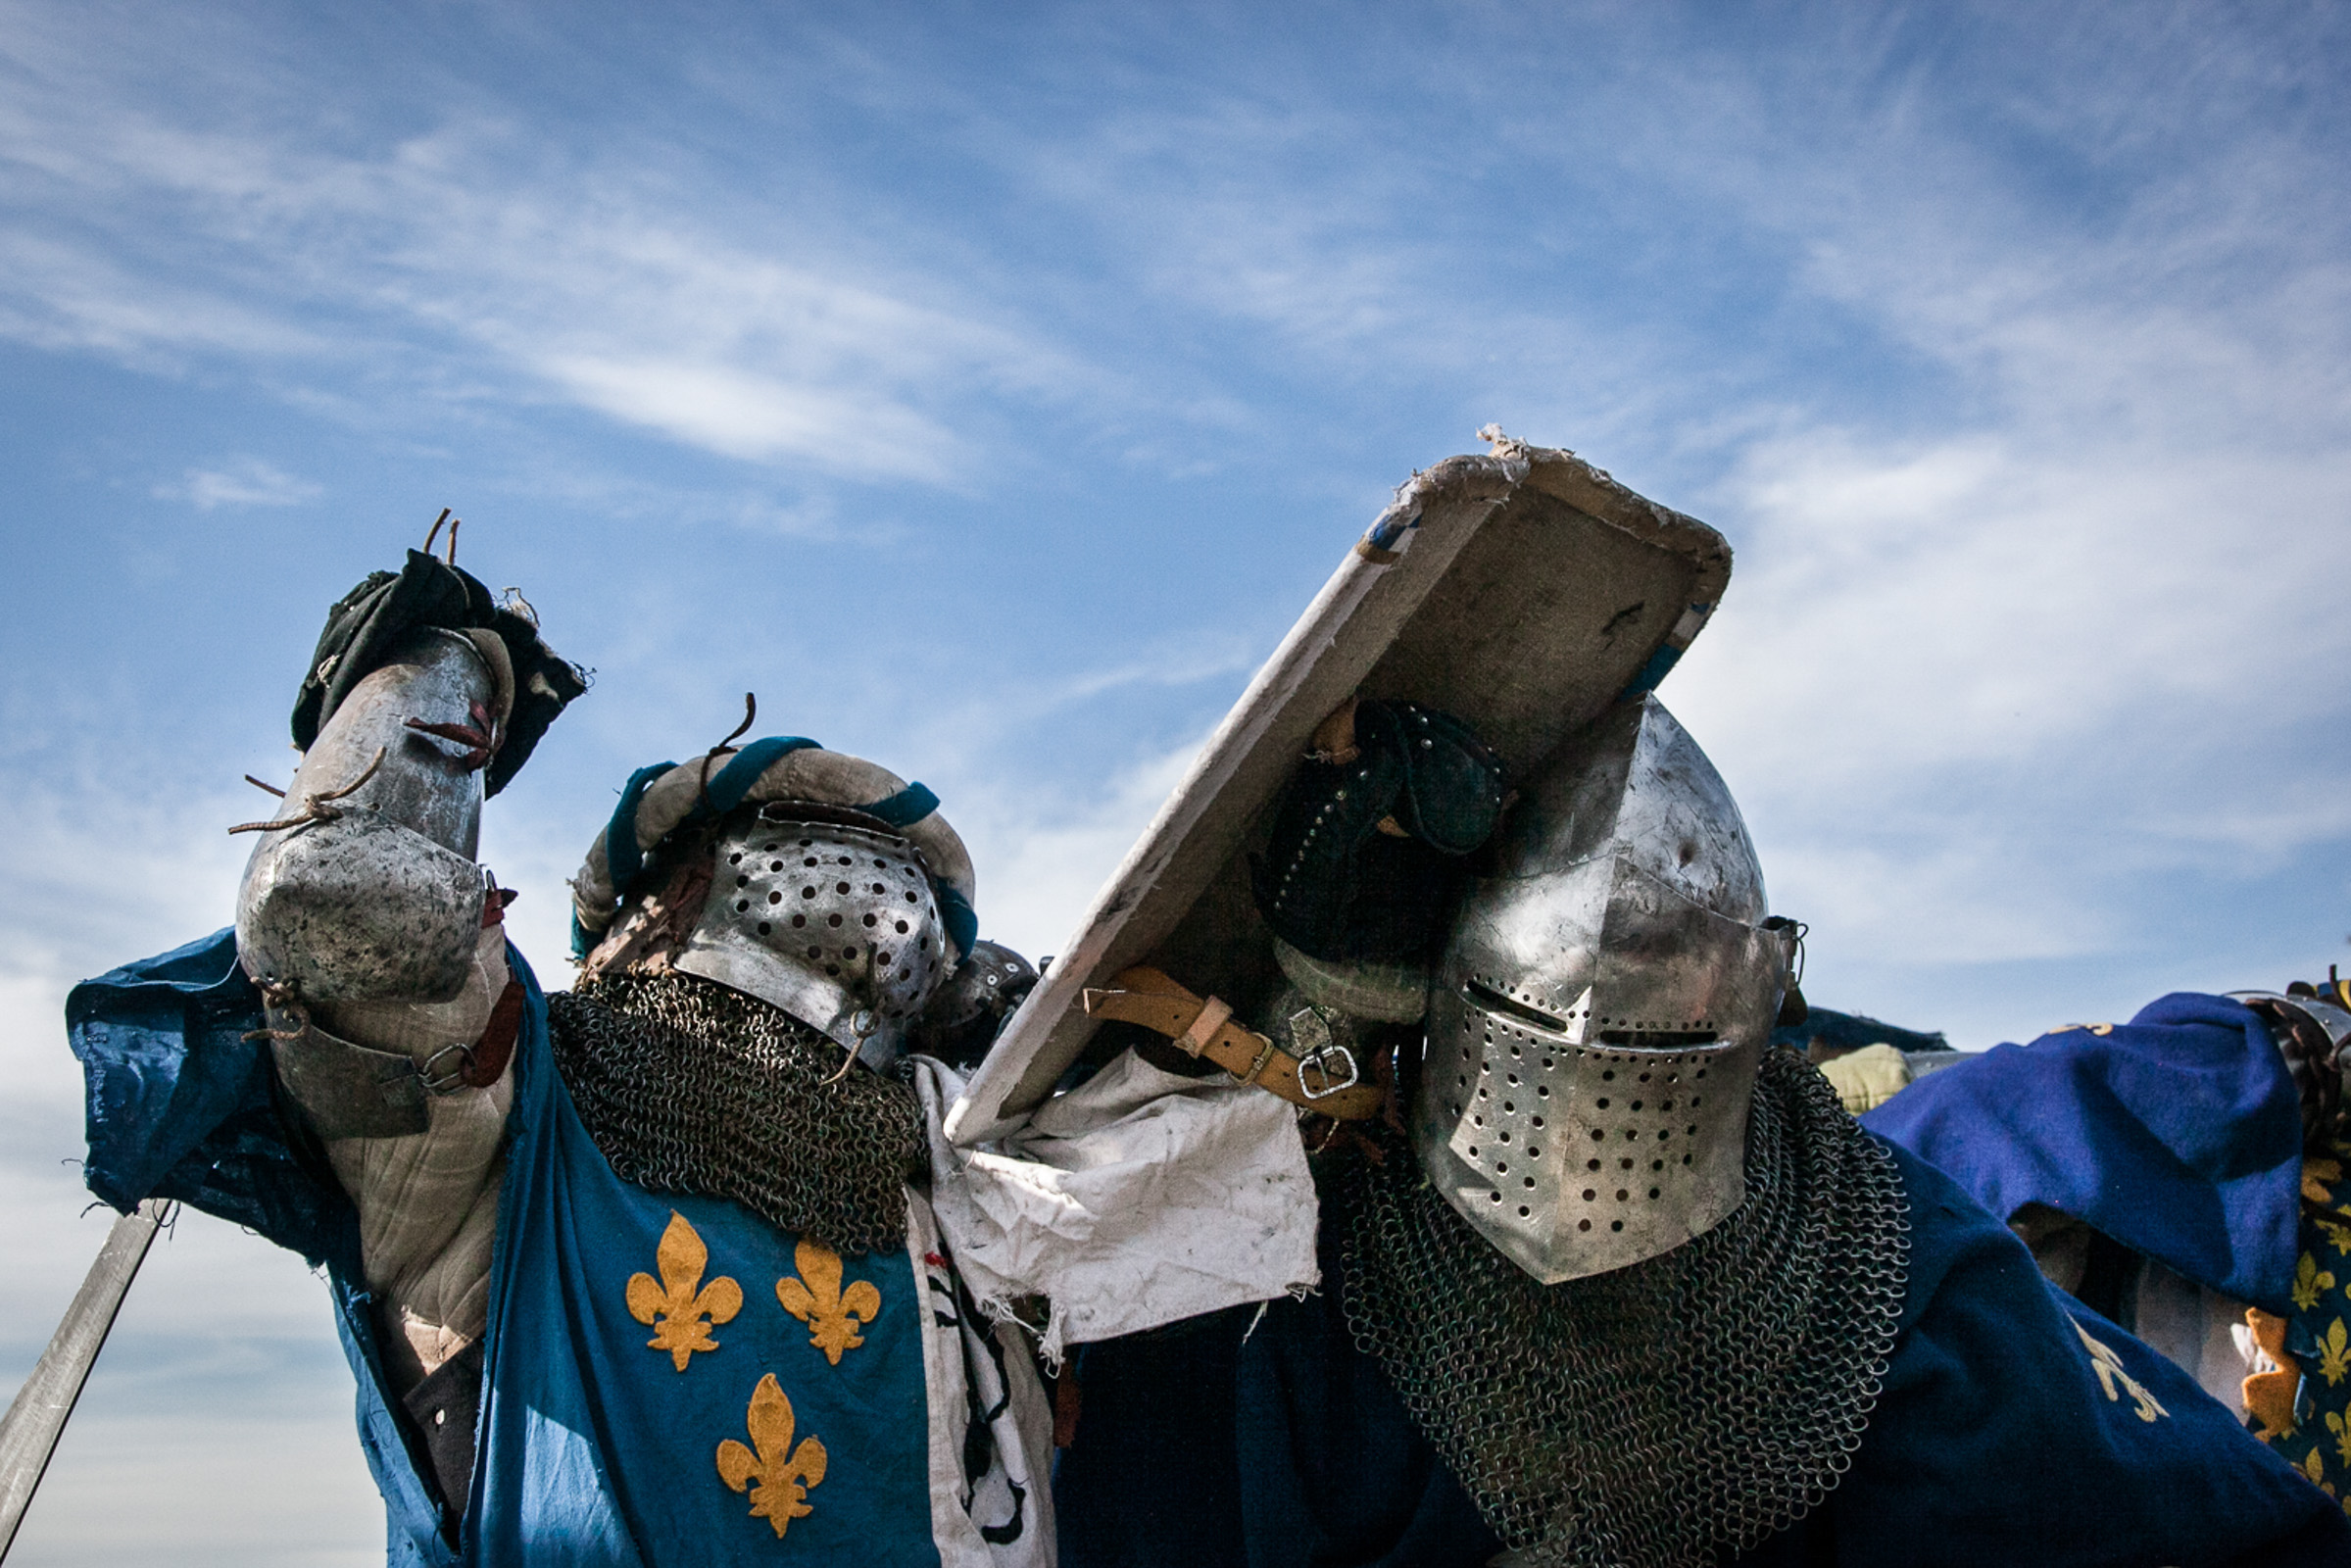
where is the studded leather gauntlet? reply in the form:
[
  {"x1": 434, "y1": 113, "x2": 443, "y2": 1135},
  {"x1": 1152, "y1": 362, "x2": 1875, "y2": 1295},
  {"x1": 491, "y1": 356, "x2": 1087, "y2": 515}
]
[{"x1": 1250, "y1": 697, "x2": 1506, "y2": 965}]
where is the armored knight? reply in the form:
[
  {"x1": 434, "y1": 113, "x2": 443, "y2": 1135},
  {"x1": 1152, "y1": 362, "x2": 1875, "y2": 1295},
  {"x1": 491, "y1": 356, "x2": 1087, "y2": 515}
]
[
  {"x1": 66, "y1": 543, "x2": 1053, "y2": 1566},
  {"x1": 927, "y1": 438, "x2": 2349, "y2": 1568},
  {"x1": 1052, "y1": 690, "x2": 2347, "y2": 1567}
]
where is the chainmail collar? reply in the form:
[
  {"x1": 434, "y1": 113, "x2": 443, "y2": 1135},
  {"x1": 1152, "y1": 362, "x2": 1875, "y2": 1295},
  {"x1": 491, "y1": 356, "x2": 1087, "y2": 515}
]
[
  {"x1": 1337, "y1": 1046, "x2": 1910, "y2": 1568},
  {"x1": 547, "y1": 969, "x2": 926, "y2": 1255}
]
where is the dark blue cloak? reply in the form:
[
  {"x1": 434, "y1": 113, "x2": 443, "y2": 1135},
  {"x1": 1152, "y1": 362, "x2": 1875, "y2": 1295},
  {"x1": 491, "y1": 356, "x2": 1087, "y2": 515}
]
[{"x1": 1055, "y1": 1140, "x2": 2348, "y2": 1567}]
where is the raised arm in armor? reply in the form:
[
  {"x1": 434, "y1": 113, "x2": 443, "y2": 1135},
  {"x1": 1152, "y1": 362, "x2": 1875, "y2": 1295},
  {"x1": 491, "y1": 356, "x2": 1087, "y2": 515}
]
[
  {"x1": 239, "y1": 619, "x2": 513, "y2": 1393},
  {"x1": 233, "y1": 552, "x2": 578, "y2": 1400},
  {"x1": 229, "y1": 544, "x2": 582, "y2": 1500}
]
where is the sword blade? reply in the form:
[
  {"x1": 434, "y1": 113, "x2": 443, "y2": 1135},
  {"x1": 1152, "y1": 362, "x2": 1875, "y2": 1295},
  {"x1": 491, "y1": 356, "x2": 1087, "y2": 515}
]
[{"x1": 0, "y1": 1200, "x2": 170, "y2": 1560}]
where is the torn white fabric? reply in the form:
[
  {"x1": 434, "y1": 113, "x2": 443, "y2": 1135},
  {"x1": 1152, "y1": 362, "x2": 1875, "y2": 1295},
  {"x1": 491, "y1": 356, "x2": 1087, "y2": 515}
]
[
  {"x1": 913, "y1": 1050, "x2": 1319, "y2": 1362},
  {"x1": 906, "y1": 1186, "x2": 1056, "y2": 1568}
]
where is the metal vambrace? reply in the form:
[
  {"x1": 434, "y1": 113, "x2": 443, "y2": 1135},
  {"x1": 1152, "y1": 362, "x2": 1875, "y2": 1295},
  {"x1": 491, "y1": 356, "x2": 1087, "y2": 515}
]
[{"x1": 236, "y1": 625, "x2": 509, "y2": 1138}]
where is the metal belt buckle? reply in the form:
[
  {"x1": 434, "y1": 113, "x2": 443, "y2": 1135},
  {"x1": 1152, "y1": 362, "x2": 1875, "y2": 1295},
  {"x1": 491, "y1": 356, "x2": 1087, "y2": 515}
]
[
  {"x1": 1298, "y1": 1043, "x2": 1360, "y2": 1101},
  {"x1": 419, "y1": 1042, "x2": 477, "y2": 1095},
  {"x1": 1287, "y1": 1006, "x2": 1361, "y2": 1102}
]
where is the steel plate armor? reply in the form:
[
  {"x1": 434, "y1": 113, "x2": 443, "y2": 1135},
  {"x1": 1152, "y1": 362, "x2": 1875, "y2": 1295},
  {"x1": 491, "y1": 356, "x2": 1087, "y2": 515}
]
[
  {"x1": 236, "y1": 626, "x2": 499, "y2": 1005},
  {"x1": 1415, "y1": 694, "x2": 1798, "y2": 1284},
  {"x1": 2229, "y1": 987, "x2": 2351, "y2": 1148},
  {"x1": 673, "y1": 814, "x2": 954, "y2": 1068}
]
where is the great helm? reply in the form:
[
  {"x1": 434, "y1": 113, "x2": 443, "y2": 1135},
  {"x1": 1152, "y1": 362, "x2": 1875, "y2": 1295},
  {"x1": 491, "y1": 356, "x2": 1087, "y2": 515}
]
[
  {"x1": 1414, "y1": 694, "x2": 1798, "y2": 1284},
  {"x1": 570, "y1": 738, "x2": 978, "y2": 1068}
]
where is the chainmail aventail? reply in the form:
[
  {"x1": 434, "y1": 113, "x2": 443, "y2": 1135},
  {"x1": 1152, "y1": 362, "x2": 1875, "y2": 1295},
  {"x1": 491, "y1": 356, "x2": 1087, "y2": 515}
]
[
  {"x1": 1338, "y1": 1047, "x2": 1910, "y2": 1568},
  {"x1": 548, "y1": 969, "x2": 925, "y2": 1254}
]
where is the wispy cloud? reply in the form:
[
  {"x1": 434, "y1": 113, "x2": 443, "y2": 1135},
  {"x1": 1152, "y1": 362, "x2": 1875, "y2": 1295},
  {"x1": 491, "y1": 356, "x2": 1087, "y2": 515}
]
[
  {"x1": 953, "y1": 736, "x2": 1205, "y2": 962},
  {"x1": 540, "y1": 355, "x2": 960, "y2": 475},
  {"x1": 153, "y1": 459, "x2": 321, "y2": 511},
  {"x1": 0, "y1": 38, "x2": 1095, "y2": 484}
]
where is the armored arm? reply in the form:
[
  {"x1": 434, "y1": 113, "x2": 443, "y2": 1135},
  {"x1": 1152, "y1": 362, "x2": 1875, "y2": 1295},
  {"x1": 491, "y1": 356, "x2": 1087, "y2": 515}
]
[
  {"x1": 238, "y1": 623, "x2": 504, "y2": 1137},
  {"x1": 232, "y1": 549, "x2": 580, "y2": 1412}
]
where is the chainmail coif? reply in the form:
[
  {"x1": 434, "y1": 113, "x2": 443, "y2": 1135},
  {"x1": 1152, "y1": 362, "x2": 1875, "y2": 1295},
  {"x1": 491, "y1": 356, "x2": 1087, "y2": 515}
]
[
  {"x1": 1338, "y1": 1047, "x2": 1910, "y2": 1568},
  {"x1": 548, "y1": 969, "x2": 925, "y2": 1255}
]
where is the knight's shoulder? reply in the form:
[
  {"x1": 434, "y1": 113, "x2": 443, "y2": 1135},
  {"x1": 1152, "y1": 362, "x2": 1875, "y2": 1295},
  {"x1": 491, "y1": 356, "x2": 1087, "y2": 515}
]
[{"x1": 1834, "y1": 1139, "x2": 2346, "y2": 1565}]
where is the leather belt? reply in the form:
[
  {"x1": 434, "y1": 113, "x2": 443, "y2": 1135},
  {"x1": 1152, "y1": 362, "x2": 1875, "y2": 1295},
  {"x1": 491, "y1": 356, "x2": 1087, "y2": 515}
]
[{"x1": 1082, "y1": 966, "x2": 1385, "y2": 1121}]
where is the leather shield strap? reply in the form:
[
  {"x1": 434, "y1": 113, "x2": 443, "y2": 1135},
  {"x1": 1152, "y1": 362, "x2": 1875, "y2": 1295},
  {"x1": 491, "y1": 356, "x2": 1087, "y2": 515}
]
[{"x1": 1082, "y1": 966, "x2": 1385, "y2": 1121}]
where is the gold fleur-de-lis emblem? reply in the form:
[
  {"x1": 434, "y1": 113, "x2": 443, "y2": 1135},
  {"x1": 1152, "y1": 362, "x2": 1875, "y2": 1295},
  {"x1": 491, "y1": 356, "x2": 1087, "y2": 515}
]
[
  {"x1": 2323, "y1": 1318, "x2": 2351, "y2": 1388},
  {"x1": 2298, "y1": 1253, "x2": 2339, "y2": 1312},
  {"x1": 716, "y1": 1374, "x2": 829, "y2": 1538},
  {"x1": 2327, "y1": 1409, "x2": 2351, "y2": 1469},
  {"x1": 775, "y1": 1237, "x2": 882, "y2": 1366},
  {"x1": 2071, "y1": 1320, "x2": 2168, "y2": 1423},
  {"x1": 2305, "y1": 1156, "x2": 2344, "y2": 1205},
  {"x1": 625, "y1": 1211, "x2": 744, "y2": 1372},
  {"x1": 2244, "y1": 1306, "x2": 2301, "y2": 1438}
]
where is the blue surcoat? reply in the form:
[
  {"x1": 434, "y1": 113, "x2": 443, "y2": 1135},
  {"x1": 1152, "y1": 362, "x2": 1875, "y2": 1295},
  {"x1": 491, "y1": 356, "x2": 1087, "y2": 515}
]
[{"x1": 69, "y1": 930, "x2": 1007, "y2": 1566}]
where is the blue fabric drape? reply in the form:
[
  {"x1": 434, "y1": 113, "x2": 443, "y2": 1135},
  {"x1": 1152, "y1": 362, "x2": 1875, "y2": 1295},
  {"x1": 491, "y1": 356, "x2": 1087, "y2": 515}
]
[
  {"x1": 69, "y1": 927, "x2": 357, "y2": 1271},
  {"x1": 70, "y1": 929, "x2": 448, "y2": 1560},
  {"x1": 467, "y1": 951, "x2": 940, "y2": 1567},
  {"x1": 1863, "y1": 991, "x2": 2303, "y2": 1313}
]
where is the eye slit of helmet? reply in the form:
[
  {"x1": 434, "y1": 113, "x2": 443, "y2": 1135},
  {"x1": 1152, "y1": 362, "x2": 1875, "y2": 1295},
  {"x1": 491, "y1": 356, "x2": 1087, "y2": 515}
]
[
  {"x1": 1465, "y1": 980, "x2": 1571, "y2": 1034},
  {"x1": 1592, "y1": 1028, "x2": 1719, "y2": 1048}
]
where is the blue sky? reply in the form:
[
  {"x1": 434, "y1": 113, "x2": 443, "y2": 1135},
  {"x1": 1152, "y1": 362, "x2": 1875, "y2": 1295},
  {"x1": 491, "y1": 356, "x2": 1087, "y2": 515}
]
[{"x1": 4, "y1": 2, "x2": 2349, "y2": 1559}]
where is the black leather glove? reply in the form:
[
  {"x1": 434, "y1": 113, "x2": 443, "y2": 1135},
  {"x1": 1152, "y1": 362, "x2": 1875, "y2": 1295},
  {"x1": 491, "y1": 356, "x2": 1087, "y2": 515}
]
[
  {"x1": 292, "y1": 549, "x2": 587, "y2": 797},
  {"x1": 1250, "y1": 699, "x2": 1505, "y2": 964}
]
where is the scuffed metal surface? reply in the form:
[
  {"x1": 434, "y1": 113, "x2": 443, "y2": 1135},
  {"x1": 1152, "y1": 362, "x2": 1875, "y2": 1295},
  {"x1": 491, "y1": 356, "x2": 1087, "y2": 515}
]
[
  {"x1": 268, "y1": 1009, "x2": 432, "y2": 1139},
  {"x1": 239, "y1": 809, "x2": 486, "y2": 1003},
  {"x1": 1415, "y1": 696, "x2": 1795, "y2": 1284},
  {"x1": 237, "y1": 628, "x2": 492, "y2": 1004},
  {"x1": 673, "y1": 816, "x2": 953, "y2": 1068}
]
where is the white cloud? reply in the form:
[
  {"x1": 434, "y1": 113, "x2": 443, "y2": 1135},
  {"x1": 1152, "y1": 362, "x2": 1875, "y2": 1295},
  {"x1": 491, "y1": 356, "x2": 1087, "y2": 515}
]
[
  {"x1": 154, "y1": 459, "x2": 322, "y2": 511},
  {"x1": 953, "y1": 737, "x2": 1204, "y2": 964},
  {"x1": 0, "y1": 233, "x2": 328, "y2": 364},
  {"x1": 0, "y1": 48, "x2": 1091, "y2": 482},
  {"x1": 1670, "y1": 409, "x2": 2351, "y2": 1018},
  {"x1": 540, "y1": 355, "x2": 960, "y2": 475}
]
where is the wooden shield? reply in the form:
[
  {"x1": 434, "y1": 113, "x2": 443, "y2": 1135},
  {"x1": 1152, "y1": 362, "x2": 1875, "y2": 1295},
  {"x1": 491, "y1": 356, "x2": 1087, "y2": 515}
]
[{"x1": 945, "y1": 437, "x2": 1733, "y2": 1145}]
